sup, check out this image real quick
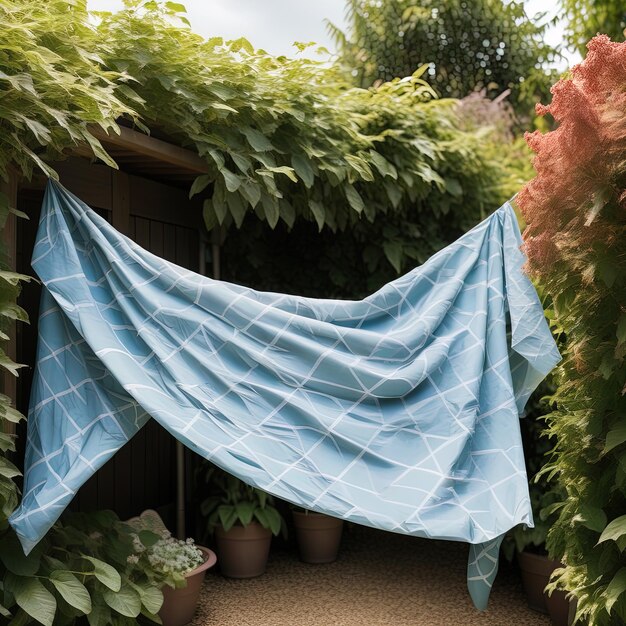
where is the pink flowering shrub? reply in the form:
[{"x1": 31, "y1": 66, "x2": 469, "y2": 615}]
[{"x1": 517, "y1": 36, "x2": 626, "y2": 625}]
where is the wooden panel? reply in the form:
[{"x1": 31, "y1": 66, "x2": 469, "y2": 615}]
[
  {"x1": 57, "y1": 159, "x2": 113, "y2": 209},
  {"x1": 129, "y1": 176, "x2": 203, "y2": 229},
  {"x1": 15, "y1": 161, "x2": 201, "y2": 526},
  {"x1": 111, "y1": 170, "x2": 130, "y2": 235},
  {"x1": 89, "y1": 125, "x2": 210, "y2": 175}
]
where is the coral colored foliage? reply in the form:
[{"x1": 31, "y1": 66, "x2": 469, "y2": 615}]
[{"x1": 517, "y1": 36, "x2": 626, "y2": 626}]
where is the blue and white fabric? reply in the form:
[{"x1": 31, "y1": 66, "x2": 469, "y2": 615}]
[{"x1": 10, "y1": 180, "x2": 560, "y2": 609}]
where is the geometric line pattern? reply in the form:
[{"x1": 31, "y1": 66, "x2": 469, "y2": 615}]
[{"x1": 10, "y1": 181, "x2": 560, "y2": 609}]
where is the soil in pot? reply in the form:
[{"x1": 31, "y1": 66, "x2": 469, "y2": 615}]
[
  {"x1": 517, "y1": 550, "x2": 560, "y2": 614},
  {"x1": 159, "y1": 546, "x2": 217, "y2": 626},
  {"x1": 292, "y1": 511, "x2": 343, "y2": 564},
  {"x1": 215, "y1": 522, "x2": 272, "y2": 578}
]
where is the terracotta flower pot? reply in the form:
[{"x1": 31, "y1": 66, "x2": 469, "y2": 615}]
[
  {"x1": 159, "y1": 546, "x2": 217, "y2": 626},
  {"x1": 517, "y1": 551, "x2": 560, "y2": 614},
  {"x1": 545, "y1": 587, "x2": 573, "y2": 626},
  {"x1": 292, "y1": 511, "x2": 343, "y2": 564},
  {"x1": 215, "y1": 522, "x2": 272, "y2": 578}
]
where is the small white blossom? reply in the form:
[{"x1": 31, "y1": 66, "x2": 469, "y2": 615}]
[{"x1": 147, "y1": 536, "x2": 204, "y2": 575}]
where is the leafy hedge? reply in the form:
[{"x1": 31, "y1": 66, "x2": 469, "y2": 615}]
[
  {"x1": 0, "y1": 0, "x2": 511, "y2": 623},
  {"x1": 517, "y1": 35, "x2": 626, "y2": 625}
]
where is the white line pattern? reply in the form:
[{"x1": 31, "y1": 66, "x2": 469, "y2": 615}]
[{"x1": 10, "y1": 181, "x2": 560, "y2": 611}]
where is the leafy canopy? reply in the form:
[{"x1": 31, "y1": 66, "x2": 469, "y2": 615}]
[
  {"x1": 329, "y1": 0, "x2": 559, "y2": 116},
  {"x1": 560, "y1": 0, "x2": 626, "y2": 56}
]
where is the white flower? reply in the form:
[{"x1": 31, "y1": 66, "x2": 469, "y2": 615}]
[{"x1": 146, "y1": 537, "x2": 204, "y2": 575}]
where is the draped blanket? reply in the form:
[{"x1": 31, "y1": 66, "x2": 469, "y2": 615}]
[{"x1": 10, "y1": 181, "x2": 560, "y2": 609}]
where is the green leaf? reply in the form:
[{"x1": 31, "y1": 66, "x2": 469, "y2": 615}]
[
  {"x1": 0, "y1": 457, "x2": 21, "y2": 479},
  {"x1": 606, "y1": 568, "x2": 626, "y2": 614},
  {"x1": 82, "y1": 132, "x2": 118, "y2": 170},
  {"x1": 131, "y1": 581, "x2": 163, "y2": 615},
  {"x1": 0, "y1": 302, "x2": 29, "y2": 323},
  {"x1": 291, "y1": 154, "x2": 314, "y2": 188},
  {"x1": 165, "y1": 1, "x2": 187, "y2": 12},
  {"x1": 103, "y1": 586, "x2": 141, "y2": 618},
  {"x1": 137, "y1": 529, "x2": 161, "y2": 548},
  {"x1": 0, "y1": 271, "x2": 33, "y2": 286},
  {"x1": 226, "y1": 193, "x2": 245, "y2": 227},
  {"x1": 80, "y1": 556, "x2": 121, "y2": 592},
  {"x1": 604, "y1": 425, "x2": 626, "y2": 455},
  {"x1": 189, "y1": 175, "x2": 212, "y2": 199},
  {"x1": 617, "y1": 314, "x2": 626, "y2": 346},
  {"x1": 262, "y1": 166, "x2": 297, "y2": 183},
  {"x1": 11, "y1": 575, "x2": 56, "y2": 626},
  {"x1": 0, "y1": 350, "x2": 26, "y2": 377},
  {"x1": 87, "y1": 596, "x2": 111, "y2": 626},
  {"x1": 49, "y1": 571, "x2": 91, "y2": 614},
  {"x1": 240, "y1": 182, "x2": 261, "y2": 208},
  {"x1": 369, "y1": 150, "x2": 397, "y2": 179},
  {"x1": 598, "y1": 515, "x2": 626, "y2": 546},
  {"x1": 383, "y1": 241, "x2": 403, "y2": 273},
  {"x1": 309, "y1": 200, "x2": 325, "y2": 231},
  {"x1": 0, "y1": 532, "x2": 42, "y2": 576},
  {"x1": 345, "y1": 184, "x2": 364, "y2": 214},
  {"x1": 444, "y1": 178, "x2": 463, "y2": 198},
  {"x1": 221, "y1": 169, "x2": 242, "y2": 193},
  {"x1": 261, "y1": 195, "x2": 280, "y2": 228},
  {"x1": 573, "y1": 504, "x2": 606, "y2": 532},
  {"x1": 218, "y1": 505, "x2": 238, "y2": 532},
  {"x1": 228, "y1": 37, "x2": 254, "y2": 54},
  {"x1": 235, "y1": 502, "x2": 255, "y2": 526},
  {"x1": 232, "y1": 153, "x2": 251, "y2": 173},
  {"x1": 241, "y1": 127, "x2": 274, "y2": 152},
  {"x1": 263, "y1": 506, "x2": 282, "y2": 536}
]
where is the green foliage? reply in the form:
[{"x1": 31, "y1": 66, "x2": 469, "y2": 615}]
[
  {"x1": 95, "y1": 3, "x2": 506, "y2": 238},
  {"x1": 330, "y1": 0, "x2": 559, "y2": 117},
  {"x1": 0, "y1": 1, "x2": 521, "y2": 622},
  {"x1": 516, "y1": 36, "x2": 626, "y2": 625},
  {"x1": 0, "y1": 510, "x2": 185, "y2": 625},
  {"x1": 560, "y1": 0, "x2": 626, "y2": 56},
  {"x1": 0, "y1": 0, "x2": 136, "y2": 181},
  {"x1": 200, "y1": 466, "x2": 285, "y2": 538},
  {"x1": 0, "y1": 0, "x2": 139, "y2": 539}
]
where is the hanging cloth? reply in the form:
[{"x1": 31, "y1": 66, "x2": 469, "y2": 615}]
[{"x1": 10, "y1": 180, "x2": 560, "y2": 609}]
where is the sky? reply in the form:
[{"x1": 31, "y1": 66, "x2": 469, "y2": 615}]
[{"x1": 88, "y1": 0, "x2": 580, "y2": 69}]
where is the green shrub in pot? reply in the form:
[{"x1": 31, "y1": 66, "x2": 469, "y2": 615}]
[
  {"x1": 200, "y1": 466, "x2": 285, "y2": 578},
  {"x1": 200, "y1": 466, "x2": 285, "y2": 538}
]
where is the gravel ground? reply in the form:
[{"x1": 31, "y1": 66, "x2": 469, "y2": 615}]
[{"x1": 192, "y1": 524, "x2": 551, "y2": 626}]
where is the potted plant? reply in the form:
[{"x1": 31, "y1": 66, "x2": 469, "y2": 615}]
[
  {"x1": 502, "y1": 395, "x2": 572, "y2": 625},
  {"x1": 201, "y1": 467, "x2": 285, "y2": 578},
  {"x1": 504, "y1": 486, "x2": 564, "y2": 613},
  {"x1": 127, "y1": 510, "x2": 217, "y2": 626},
  {"x1": 292, "y1": 507, "x2": 343, "y2": 564}
]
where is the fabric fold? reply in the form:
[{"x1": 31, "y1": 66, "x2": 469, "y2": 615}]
[{"x1": 10, "y1": 180, "x2": 560, "y2": 609}]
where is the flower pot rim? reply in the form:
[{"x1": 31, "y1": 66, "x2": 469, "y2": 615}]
[
  {"x1": 292, "y1": 510, "x2": 340, "y2": 518},
  {"x1": 185, "y1": 545, "x2": 217, "y2": 577},
  {"x1": 215, "y1": 521, "x2": 272, "y2": 532},
  {"x1": 518, "y1": 550, "x2": 563, "y2": 568}
]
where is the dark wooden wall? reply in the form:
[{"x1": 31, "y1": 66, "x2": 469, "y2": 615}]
[{"x1": 16, "y1": 158, "x2": 203, "y2": 527}]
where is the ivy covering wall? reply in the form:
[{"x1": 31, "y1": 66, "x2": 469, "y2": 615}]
[{"x1": 517, "y1": 35, "x2": 626, "y2": 626}]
